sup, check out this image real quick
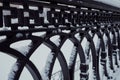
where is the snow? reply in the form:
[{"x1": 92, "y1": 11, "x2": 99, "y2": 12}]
[
  {"x1": 110, "y1": 32, "x2": 113, "y2": 43},
  {"x1": 18, "y1": 26, "x2": 29, "y2": 30},
  {"x1": 93, "y1": 34, "x2": 100, "y2": 52},
  {"x1": 99, "y1": 50, "x2": 105, "y2": 80},
  {"x1": 75, "y1": 33, "x2": 81, "y2": 41},
  {"x1": 10, "y1": 40, "x2": 32, "y2": 56},
  {"x1": 29, "y1": 6, "x2": 38, "y2": 10},
  {"x1": 74, "y1": 55, "x2": 81, "y2": 80},
  {"x1": 3, "y1": 10, "x2": 11, "y2": 16},
  {"x1": 11, "y1": 18, "x2": 18, "y2": 24},
  {"x1": 89, "y1": 31, "x2": 93, "y2": 37},
  {"x1": 115, "y1": 32, "x2": 118, "y2": 39},
  {"x1": 16, "y1": 33, "x2": 23, "y2": 38},
  {"x1": 81, "y1": 37, "x2": 90, "y2": 60},
  {"x1": 53, "y1": 38, "x2": 61, "y2": 46},
  {"x1": 0, "y1": 52, "x2": 16, "y2": 80},
  {"x1": 45, "y1": 52, "x2": 54, "y2": 72},
  {"x1": 19, "y1": 67, "x2": 33, "y2": 80},
  {"x1": 34, "y1": 26, "x2": 43, "y2": 29},
  {"x1": 94, "y1": 0, "x2": 120, "y2": 8},
  {"x1": 32, "y1": 32, "x2": 46, "y2": 37},
  {"x1": 24, "y1": 12, "x2": 29, "y2": 17},
  {"x1": 96, "y1": 38, "x2": 100, "y2": 51},
  {"x1": 100, "y1": 29, "x2": 103, "y2": 34},
  {"x1": 51, "y1": 58, "x2": 63, "y2": 80},
  {"x1": 30, "y1": 43, "x2": 51, "y2": 80},
  {"x1": 0, "y1": 27, "x2": 11, "y2": 31},
  {"x1": 69, "y1": 46, "x2": 77, "y2": 68},
  {"x1": 41, "y1": 52, "x2": 54, "y2": 80},
  {"x1": 61, "y1": 39, "x2": 74, "y2": 65},
  {"x1": 0, "y1": 2, "x2": 2, "y2": 6},
  {"x1": 1, "y1": 0, "x2": 120, "y2": 80},
  {"x1": 103, "y1": 34, "x2": 108, "y2": 47},
  {"x1": 43, "y1": 8, "x2": 50, "y2": 23},
  {"x1": 0, "y1": 35, "x2": 6, "y2": 43},
  {"x1": 114, "y1": 68, "x2": 120, "y2": 80},
  {"x1": 8, "y1": 62, "x2": 19, "y2": 80},
  {"x1": 48, "y1": 25, "x2": 55, "y2": 28},
  {"x1": 30, "y1": 19, "x2": 35, "y2": 24},
  {"x1": 88, "y1": 52, "x2": 95, "y2": 80},
  {"x1": 50, "y1": 36, "x2": 61, "y2": 46},
  {"x1": 85, "y1": 41, "x2": 90, "y2": 57},
  {"x1": 62, "y1": 30, "x2": 71, "y2": 33}
]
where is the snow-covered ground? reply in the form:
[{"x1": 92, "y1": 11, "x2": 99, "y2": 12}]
[
  {"x1": 94, "y1": 0, "x2": 120, "y2": 8},
  {"x1": 0, "y1": 33, "x2": 120, "y2": 80}
]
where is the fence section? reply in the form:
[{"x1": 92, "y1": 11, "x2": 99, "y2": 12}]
[{"x1": 0, "y1": 0, "x2": 120, "y2": 80}]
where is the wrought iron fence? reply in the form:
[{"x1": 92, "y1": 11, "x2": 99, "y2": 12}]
[{"x1": 0, "y1": 0, "x2": 120, "y2": 80}]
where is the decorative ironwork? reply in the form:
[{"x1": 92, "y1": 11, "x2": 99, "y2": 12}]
[{"x1": 0, "y1": 0, "x2": 120, "y2": 80}]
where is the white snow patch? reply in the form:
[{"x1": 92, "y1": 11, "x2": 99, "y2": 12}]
[
  {"x1": 43, "y1": 8, "x2": 50, "y2": 23},
  {"x1": 0, "y1": 52, "x2": 16, "y2": 80},
  {"x1": 3, "y1": 10, "x2": 11, "y2": 15},
  {"x1": 19, "y1": 67, "x2": 34, "y2": 80},
  {"x1": 93, "y1": 34, "x2": 100, "y2": 52},
  {"x1": 74, "y1": 55, "x2": 81, "y2": 80},
  {"x1": 32, "y1": 32, "x2": 46, "y2": 37},
  {"x1": 8, "y1": 62, "x2": 19, "y2": 80},
  {"x1": 53, "y1": 38, "x2": 61, "y2": 46},
  {"x1": 94, "y1": 0, "x2": 120, "y2": 8},
  {"x1": 0, "y1": 27, "x2": 11, "y2": 31},
  {"x1": 30, "y1": 43, "x2": 51, "y2": 79},
  {"x1": 16, "y1": 33, "x2": 23, "y2": 38},
  {"x1": 41, "y1": 72, "x2": 49, "y2": 80},
  {"x1": 18, "y1": 26, "x2": 29, "y2": 30},
  {"x1": 50, "y1": 36, "x2": 61, "y2": 46},
  {"x1": 30, "y1": 19, "x2": 35, "y2": 24},
  {"x1": 75, "y1": 33, "x2": 81, "y2": 41},
  {"x1": 34, "y1": 26, "x2": 44, "y2": 29},
  {"x1": 110, "y1": 32, "x2": 113, "y2": 43},
  {"x1": 51, "y1": 58, "x2": 62, "y2": 80},
  {"x1": 69, "y1": 46, "x2": 77, "y2": 67},
  {"x1": 100, "y1": 29, "x2": 103, "y2": 34},
  {"x1": 88, "y1": 51, "x2": 95, "y2": 80},
  {"x1": 51, "y1": 71, "x2": 63, "y2": 80},
  {"x1": 10, "y1": 40, "x2": 32, "y2": 56},
  {"x1": 61, "y1": 39, "x2": 74, "y2": 65},
  {"x1": 0, "y1": 2, "x2": 2, "y2": 6},
  {"x1": 24, "y1": 12, "x2": 29, "y2": 17},
  {"x1": 62, "y1": 30, "x2": 71, "y2": 33},
  {"x1": 85, "y1": 41, "x2": 90, "y2": 56},
  {"x1": 48, "y1": 25, "x2": 55, "y2": 28},
  {"x1": 11, "y1": 18, "x2": 18, "y2": 24},
  {"x1": 96, "y1": 38, "x2": 100, "y2": 51},
  {"x1": 29, "y1": 6, "x2": 38, "y2": 10},
  {"x1": 89, "y1": 31, "x2": 93, "y2": 37},
  {"x1": 81, "y1": 37, "x2": 90, "y2": 60},
  {"x1": 0, "y1": 35, "x2": 6, "y2": 43},
  {"x1": 41, "y1": 52, "x2": 54, "y2": 80},
  {"x1": 103, "y1": 34, "x2": 108, "y2": 47}
]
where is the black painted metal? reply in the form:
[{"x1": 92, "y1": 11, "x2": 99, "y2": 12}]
[{"x1": 0, "y1": 0, "x2": 120, "y2": 80}]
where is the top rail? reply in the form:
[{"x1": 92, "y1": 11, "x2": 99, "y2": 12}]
[
  {"x1": 38, "y1": 0, "x2": 120, "y2": 12},
  {"x1": 0, "y1": 0, "x2": 120, "y2": 36}
]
